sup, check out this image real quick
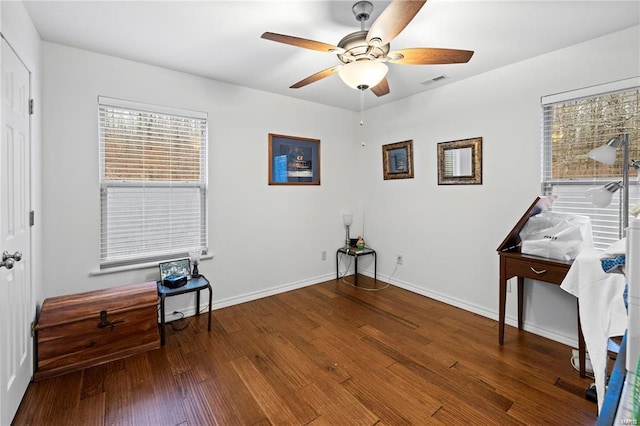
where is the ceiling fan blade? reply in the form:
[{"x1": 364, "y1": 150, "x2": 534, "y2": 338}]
[
  {"x1": 261, "y1": 32, "x2": 343, "y2": 54},
  {"x1": 371, "y1": 77, "x2": 390, "y2": 97},
  {"x1": 290, "y1": 66, "x2": 340, "y2": 89},
  {"x1": 366, "y1": 0, "x2": 427, "y2": 47},
  {"x1": 388, "y1": 48, "x2": 474, "y2": 64}
]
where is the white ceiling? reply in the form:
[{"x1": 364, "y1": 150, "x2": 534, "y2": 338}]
[{"x1": 23, "y1": 0, "x2": 640, "y2": 111}]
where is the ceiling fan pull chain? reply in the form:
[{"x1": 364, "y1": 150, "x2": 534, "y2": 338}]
[{"x1": 360, "y1": 89, "x2": 366, "y2": 147}]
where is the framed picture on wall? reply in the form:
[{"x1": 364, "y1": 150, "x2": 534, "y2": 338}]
[
  {"x1": 268, "y1": 133, "x2": 321, "y2": 185},
  {"x1": 382, "y1": 140, "x2": 414, "y2": 180}
]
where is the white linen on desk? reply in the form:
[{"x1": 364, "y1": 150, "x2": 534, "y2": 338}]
[{"x1": 560, "y1": 247, "x2": 627, "y2": 413}]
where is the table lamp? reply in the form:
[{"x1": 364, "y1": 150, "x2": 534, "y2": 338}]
[
  {"x1": 343, "y1": 213, "x2": 353, "y2": 248},
  {"x1": 189, "y1": 248, "x2": 203, "y2": 278}
]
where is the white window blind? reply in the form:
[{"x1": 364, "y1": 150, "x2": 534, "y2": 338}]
[
  {"x1": 98, "y1": 96, "x2": 208, "y2": 268},
  {"x1": 541, "y1": 81, "x2": 639, "y2": 249}
]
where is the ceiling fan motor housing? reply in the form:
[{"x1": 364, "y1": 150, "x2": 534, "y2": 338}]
[{"x1": 337, "y1": 30, "x2": 390, "y2": 64}]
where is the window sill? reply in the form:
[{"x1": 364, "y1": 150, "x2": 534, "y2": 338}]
[{"x1": 90, "y1": 254, "x2": 214, "y2": 277}]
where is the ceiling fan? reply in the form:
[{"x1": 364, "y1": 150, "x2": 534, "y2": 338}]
[{"x1": 261, "y1": 0, "x2": 474, "y2": 97}]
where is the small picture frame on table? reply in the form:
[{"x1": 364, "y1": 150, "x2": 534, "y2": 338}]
[{"x1": 159, "y1": 258, "x2": 191, "y2": 281}]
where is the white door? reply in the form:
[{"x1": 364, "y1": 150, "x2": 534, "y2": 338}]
[{"x1": 0, "y1": 37, "x2": 32, "y2": 426}]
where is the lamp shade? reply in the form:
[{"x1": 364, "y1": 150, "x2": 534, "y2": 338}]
[
  {"x1": 587, "y1": 144, "x2": 618, "y2": 165},
  {"x1": 587, "y1": 136, "x2": 623, "y2": 165},
  {"x1": 343, "y1": 213, "x2": 353, "y2": 227},
  {"x1": 585, "y1": 181, "x2": 622, "y2": 207},
  {"x1": 338, "y1": 61, "x2": 388, "y2": 90}
]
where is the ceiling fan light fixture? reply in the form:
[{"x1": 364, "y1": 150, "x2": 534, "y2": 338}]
[{"x1": 338, "y1": 61, "x2": 388, "y2": 90}]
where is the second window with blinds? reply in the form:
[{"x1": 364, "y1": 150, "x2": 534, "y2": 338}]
[
  {"x1": 98, "y1": 97, "x2": 208, "y2": 269},
  {"x1": 541, "y1": 81, "x2": 639, "y2": 249}
]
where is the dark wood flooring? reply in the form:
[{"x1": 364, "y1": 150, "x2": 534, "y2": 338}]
[{"x1": 13, "y1": 276, "x2": 597, "y2": 425}]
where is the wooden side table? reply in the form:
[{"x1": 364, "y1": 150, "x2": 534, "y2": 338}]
[{"x1": 157, "y1": 275, "x2": 212, "y2": 346}]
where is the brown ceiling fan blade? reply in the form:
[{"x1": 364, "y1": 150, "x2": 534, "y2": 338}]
[
  {"x1": 290, "y1": 66, "x2": 340, "y2": 89},
  {"x1": 366, "y1": 0, "x2": 427, "y2": 46},
  {"x1": 261, "y1": 32, "x2": 343, "y2": 54},
  {"x1": 370, "y1": 77, "x2": 390, "y2": 97},
  {"x1": 388, "y1": 48, "x2": 474, "y2": 64}
]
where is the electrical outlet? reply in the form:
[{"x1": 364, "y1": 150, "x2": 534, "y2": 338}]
[
  {"x1": 321, "y1": 250, "x2": 327, "y2": 261},
  {"x1": 507, "y1": 281, "x2": 511, "y2": 293},
  {"x1": 396, "y1": 254, "x2": 403, "y2": 265}
]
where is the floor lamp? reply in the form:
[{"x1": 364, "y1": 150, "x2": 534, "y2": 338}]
[{"x1": 586, "y1": 133, "x2": 638, "y2": 237}]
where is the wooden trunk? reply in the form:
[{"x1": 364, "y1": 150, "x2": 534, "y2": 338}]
[{"x1": 34, "y1": 281, "x2": 160, "y2": 381}]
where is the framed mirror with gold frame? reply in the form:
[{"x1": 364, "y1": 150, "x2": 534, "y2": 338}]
[{"x1": 437, "y1": 137, "x2": 482, "y2": 185}]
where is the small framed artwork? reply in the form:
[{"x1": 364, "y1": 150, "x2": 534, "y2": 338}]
[
  {"x1": 437, "y1": 137, "x2": 482, "y2": 185},
  {"x1": 382, "y1": 140, "x2": 414, "y2": 180},
  {"x1": 159, "y1": 258, "x2": 191, "y2": 280},
  {"x1": 268, "y1": 133, "x2": 321, "y2": 185}
]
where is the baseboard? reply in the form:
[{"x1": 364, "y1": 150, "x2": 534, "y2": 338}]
[
  {"x1": 387, "y1": 276, "x2": 577, "y2": 348},
  {"x1": 212, "y1": 272, "x2": 336, "y2": 309},
  {"x1": 167, "y1": 270, "x2": 578, "y2": 348},
  {"x1": 162, "y1": 272, "x2": 337, "y2": 320}
]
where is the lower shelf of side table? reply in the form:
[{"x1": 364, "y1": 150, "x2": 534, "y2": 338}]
[
  {"x1": 336, "y1": 247, "x2": 377, "y2": 285},
  {"x1": 157, "y1": 276, "x2": 212, "y2": 345}
]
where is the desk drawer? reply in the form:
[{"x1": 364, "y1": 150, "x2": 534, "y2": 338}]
[{"x1": 506, "y1": 257, "x2": 570, "y2": 284}]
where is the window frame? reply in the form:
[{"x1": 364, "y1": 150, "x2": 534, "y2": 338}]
[{"x1": 98, "y1": 96, "x2": 208, "y2": 269}]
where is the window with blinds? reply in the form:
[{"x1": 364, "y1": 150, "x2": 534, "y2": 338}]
[
  {"x1": 98, "y1": 96, "x2": 208, "y2": 268},
  {"x1": 541, "y1": 81, "x2": 639, "y2": 249}
]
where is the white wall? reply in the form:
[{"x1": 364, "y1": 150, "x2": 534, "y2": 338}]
[
  {"x1": 1, "y1": 1, "x2": 43, "y2": 313},
  {"x1": 357, "y1": 25, "x2": 640, "y2": 346},
  {"x1": 40, "y1": 42, "x2": 360, "y2": 315},
  {"x1": 39, "y1": 22, "x2": 639, "y2": 346}
]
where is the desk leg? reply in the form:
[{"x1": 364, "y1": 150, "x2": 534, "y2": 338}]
[
  {"x1": 499, "y1": 279, "x2": 506, "y2": 345},
  {"x1": 499, "y1": 261, "x2": 507, "y2": 345},
  {"x1": 517, "y1": 277, "x2": 525, "y2": 331},
  {"x1": 160, "y1": 294, "x2": 166, "y2": 346},
  {"x1": 196, "y1": 290, "x2": 201, "y2": 317},
  {"x1": 577, "y1": 300, "x2": 586, "y2": 378},
  {"x1": 208, "y1": 284, "x2": 212, "y2": 332},
  {"x1": 336, "y1": 251, "x2": 339, "y2": 280}
]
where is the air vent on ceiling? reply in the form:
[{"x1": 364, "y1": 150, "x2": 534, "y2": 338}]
[{"x1": 421, "y1": 75, "x2": 447, "y2": 85}]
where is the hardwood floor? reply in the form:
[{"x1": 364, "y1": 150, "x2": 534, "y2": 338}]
[{"x1": 14, "y1": 276, "x2": 597, "y2": 425}]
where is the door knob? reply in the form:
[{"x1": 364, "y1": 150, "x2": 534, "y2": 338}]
[
  {"x1": 2, "y1": 250, "x2": 22, "y2": 262},
  {"x1": 0, "y1": 258, "x2": 15, "y2": 270}
]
